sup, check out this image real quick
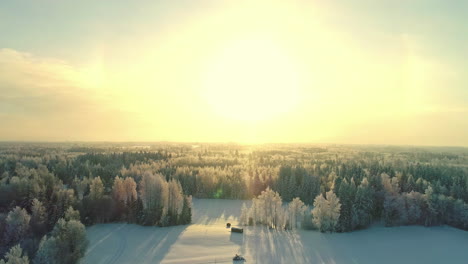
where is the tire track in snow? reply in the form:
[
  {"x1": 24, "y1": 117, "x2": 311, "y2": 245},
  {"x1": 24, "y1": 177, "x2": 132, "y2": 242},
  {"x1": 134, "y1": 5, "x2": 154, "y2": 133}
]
[
  {"x1": 105, "y1": 228, "x2": 127, "y2": 264},
  {"x1": 86, "y1": 224, "x2": 126, "y2": 255}
]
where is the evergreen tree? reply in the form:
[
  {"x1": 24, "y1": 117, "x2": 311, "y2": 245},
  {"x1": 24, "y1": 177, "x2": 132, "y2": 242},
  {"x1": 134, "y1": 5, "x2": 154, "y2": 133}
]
[
  {"x1": 2, "y1": 207, "x2": 30, "y2": 249},
  {"x1": 30, "y1": 199, "x2": 47, "y2": 237},
  {"x1": 180, "y1": 195, "x2": 192, "y2": 225},
  {"x1": 337, "y1": 178, "x2": 356, "y2": 232},
  {"x1": 352, "y1": 178, "x2": 374, "y2": 229},
  {"x1": 34, "y1": 218, "x2": 88, "y2": 264},
  {"x1": 0, "y1": 245, "x2": 29, "y2": 264}
]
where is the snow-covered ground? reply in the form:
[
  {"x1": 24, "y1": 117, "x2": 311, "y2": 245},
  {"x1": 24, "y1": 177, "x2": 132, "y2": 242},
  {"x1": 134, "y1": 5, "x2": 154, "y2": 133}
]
[{"x1": 84, "y1": 199, "x2": 468, "y2": 264}]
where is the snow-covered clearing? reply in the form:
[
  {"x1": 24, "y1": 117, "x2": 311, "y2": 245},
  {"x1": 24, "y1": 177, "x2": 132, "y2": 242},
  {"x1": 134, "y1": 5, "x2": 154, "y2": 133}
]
[{"x1": 84, "y1": 199, "x2": 468, "y2": 264}]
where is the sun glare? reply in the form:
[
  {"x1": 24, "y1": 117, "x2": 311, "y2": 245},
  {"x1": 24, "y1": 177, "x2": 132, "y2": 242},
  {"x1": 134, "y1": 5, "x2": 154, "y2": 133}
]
[{"x1": 201, "y1": 38, "x2": 301, "y2": 122}]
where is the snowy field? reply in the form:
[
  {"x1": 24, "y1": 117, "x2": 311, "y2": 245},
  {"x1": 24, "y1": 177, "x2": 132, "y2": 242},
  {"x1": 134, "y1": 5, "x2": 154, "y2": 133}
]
[{"x1": 84, "y1": 199, "x2": 468, "y2": 264}]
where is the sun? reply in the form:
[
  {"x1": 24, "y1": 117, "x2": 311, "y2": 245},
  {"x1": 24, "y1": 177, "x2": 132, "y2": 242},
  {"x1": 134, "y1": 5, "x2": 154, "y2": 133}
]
[{"x1": 200, "y1": 38, "x2": 301, "y2": 122}]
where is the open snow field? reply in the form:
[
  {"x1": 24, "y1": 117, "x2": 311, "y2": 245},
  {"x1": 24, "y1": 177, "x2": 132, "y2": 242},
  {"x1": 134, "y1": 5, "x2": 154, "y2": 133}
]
[{"x1": 84, "y1": 199, "x2": 468, "y2": 264}]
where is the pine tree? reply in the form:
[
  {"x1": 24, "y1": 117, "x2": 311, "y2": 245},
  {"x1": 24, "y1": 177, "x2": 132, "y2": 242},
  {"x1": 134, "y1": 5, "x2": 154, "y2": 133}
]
[
  {"x1": 64, "y1": 207, "x2": 80, "y2": 221},
  {"x1": 180, "y1": 195, "x2": 192, "y2": 225},
  {"x1": 337, "y1": 178, "x2": 356, "y2": 232},
  {"x1": 0, "y1": 244, "x2": 29, "y2": 264},
  {"x1": 351, "y1": 178, "x2": 374, "y2": 229},
  {"x1": 31, "y1": 199, "x2": 47, "y2": 237},
  {"x1": 3, "y1": 207, "x2": 30, "y2": 249},
  {"x1": 35, "y1": 218, "x2": 89, "y2": 264}
]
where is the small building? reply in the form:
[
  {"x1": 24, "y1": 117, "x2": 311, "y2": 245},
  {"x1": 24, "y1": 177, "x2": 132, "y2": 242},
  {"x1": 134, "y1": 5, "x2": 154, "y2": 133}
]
[{"x1": 231, "y1": 227, "x2": 243, "y2": 233}]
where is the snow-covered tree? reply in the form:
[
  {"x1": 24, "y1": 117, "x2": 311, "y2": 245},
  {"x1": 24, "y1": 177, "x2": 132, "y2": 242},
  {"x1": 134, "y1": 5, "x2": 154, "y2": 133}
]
[
  {"x1": 239, "y1": 202, "x2": 250, "y2": 225},
  {"x1": 242, "y1": 188, "x2": 286, "y2": 229},
  {"x1": 112, "y1": 176, "x2": 125, "y2": 202},
  {"x1": 352, "y1": 178, "x2": 374, "y2": 229},
  {"x1": 64, "y1": 206, "x2": 80, "y2": 221},
  {"x1": 167, "y1": 179, "x2": 184, "y2": 225},
  {"x1": 312, "y1": 191, "x2": 341, "y2": 232},
  {"x1": 383, "y1": 193, "x2": 406, "y2": 226},
  {"x1": 2, "y1": 207, "x2": 30, "y2": 248},
  {"x1": 312, "y1": 194, "x2": 327, "y2": 231},
  {"x1": 179, "y1": 195, "x2": 192, "y2": 225},
  {"x1": 89, "y1": 176, "x2": 104, "y2": 201},
  {"x1": 31, "y1": 199, "x2": 47, "y2": 237},
  {"x1": 72, "y1": 177, "x2": 89, "y2": 201},
  {"x1": 139, "y1": 172, "x2": 168, "y2": 225},
  {"x1": 35, "y1": 218, "x2": 88, "y2": 264},
  {"x1": 123, "y1": 177, "x2": 137, "y2": 203},
  {"x1": 288, "y1": 197, "x2": 307, "y2": 229},
  {"x1": 337, "y1": 178, "x2": 356, "y2": 232},
  {"x1": 256, "y1": 188, "x2": 284, "y2": 229},
  {"x1": 33, "y1": 236, "x2": 58, "y2": 264},
  {"x1": 326, "y1": 191, "x2": 341, "y2": 232},
  {"x1": 0, "y1": 244, "x2": 29, "y2": 264}
]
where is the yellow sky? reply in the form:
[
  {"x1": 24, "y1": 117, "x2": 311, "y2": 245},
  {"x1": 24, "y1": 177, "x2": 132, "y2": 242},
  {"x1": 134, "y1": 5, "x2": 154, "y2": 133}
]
[{"x1": 1, "y1": 1, "x2": 467, "y2": 145}]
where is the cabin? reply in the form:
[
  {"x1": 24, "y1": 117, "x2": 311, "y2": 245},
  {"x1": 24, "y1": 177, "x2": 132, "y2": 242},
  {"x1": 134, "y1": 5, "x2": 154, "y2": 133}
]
[{"x1": 231, "y1": 227, "x2": 243, "y2": 233}]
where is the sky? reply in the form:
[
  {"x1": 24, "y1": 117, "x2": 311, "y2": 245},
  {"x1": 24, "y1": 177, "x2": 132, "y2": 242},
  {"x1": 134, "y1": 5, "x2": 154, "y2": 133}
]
[{"x1": 1, "y1": 0, "x2": 467, "y2": 145}]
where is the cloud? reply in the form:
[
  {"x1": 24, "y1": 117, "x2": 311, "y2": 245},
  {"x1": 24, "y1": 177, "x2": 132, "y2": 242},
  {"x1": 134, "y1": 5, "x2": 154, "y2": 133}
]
[{"x1": 0, "y1": 48, "x2": 138, "y2": 141}]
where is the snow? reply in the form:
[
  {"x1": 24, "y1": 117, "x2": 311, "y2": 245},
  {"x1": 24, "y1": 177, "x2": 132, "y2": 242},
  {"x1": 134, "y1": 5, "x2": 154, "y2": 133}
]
[{"x1": 84, "y1": 199, "x2": 468, "y2": 264}]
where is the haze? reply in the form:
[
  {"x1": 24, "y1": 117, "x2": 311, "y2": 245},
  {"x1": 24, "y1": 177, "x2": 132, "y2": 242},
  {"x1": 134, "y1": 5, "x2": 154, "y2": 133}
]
[{"x1": 1, "y1": 0, "x2": 467, "y2": 145}]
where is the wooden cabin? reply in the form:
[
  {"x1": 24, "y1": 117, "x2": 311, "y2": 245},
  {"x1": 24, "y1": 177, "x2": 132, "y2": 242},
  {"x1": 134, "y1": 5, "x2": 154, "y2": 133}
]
[{"x1": 231, "y1": 227, "x2": 243, "y2": 233}]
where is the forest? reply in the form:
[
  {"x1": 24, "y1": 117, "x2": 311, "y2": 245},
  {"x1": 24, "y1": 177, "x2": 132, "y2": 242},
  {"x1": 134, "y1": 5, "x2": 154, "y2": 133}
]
[{"x1": 0, "y1": 142, "x2": 467, "y2": 263}]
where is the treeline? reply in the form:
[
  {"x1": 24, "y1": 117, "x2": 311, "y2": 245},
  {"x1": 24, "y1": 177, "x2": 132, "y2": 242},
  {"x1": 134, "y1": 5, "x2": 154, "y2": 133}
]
[
  {"x1": 0, "y1": 143, "x2": 467, "y2": 262},
  {"x1": 0, "y1": 151, "x2": 192, "y2": 263},
  {"x1": 239, "y1": 172, "x2": 468, "y2": 233}
]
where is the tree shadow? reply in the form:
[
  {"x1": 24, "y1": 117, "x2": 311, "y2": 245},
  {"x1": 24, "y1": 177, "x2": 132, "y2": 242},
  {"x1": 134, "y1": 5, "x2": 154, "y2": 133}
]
[
  {"x1": 240, "y1": 226, "x2": 312, "y2": 264},
  {"x1": 229, "y1": 231, "x2": 243, "y2": 245},
  {"x1": 84, "y1": 223, "x2": 188, "y2": 264}
]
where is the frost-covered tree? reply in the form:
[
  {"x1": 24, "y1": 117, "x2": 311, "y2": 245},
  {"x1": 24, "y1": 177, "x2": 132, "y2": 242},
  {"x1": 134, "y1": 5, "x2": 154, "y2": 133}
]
[
  {"x1": 34, "y1": 218, "x2": 88, "y2": 264},
  {"x1": 72, "y1": 177, "x2": 89, "y2": 201},
  {"x1": 89, "y1": 176, "x2": 104, "y2": 201},
  {"x1": 312, "y1": 193, "x2": 328, "y2": 231},
  {"x1": 239, "y1": 203, "x2": 250, "y2": 225},
  {"x1": 425, "y1": 186, "x2": 438, "y2": 226},
  {"x1": 64, "y1": 207, "x2": 80, "y2": 221},
  {"x1": 167, "y1": 179, "x2": 184, "y2": 225},
  {"x1": 352, "y1": 178, "x2": 374, "y2": 229},
  {"x1": 112, "y1": 176, "x2": 137, "y2": 204},
  {"x1": 382, "y1": 174, "x2": 407, "y2": 226},
  {"x1": 48, "y1": 189, "x2": 76, "y2": 229},
  {"x1": 112, "y1": 176, "x2": 125, "y2": 202},
  {"x1": 312, "y1": 191, "x2": 341, "y2": 232},
  {"x1": 256, "y1": 188, "x2": 284, "y2": 229},
  {"x1": 242, "y1": 188, "x2": 286, "y2": 229},
  {"x1": 326, "y1": 191, "x2": 341, "y2": 231},
  {"x1": 2, "y1": 207, "x2": 31, "y2": 248},
  {"x1": 337, "y1": 178, "x2": 356, "y2": 232},
  {"x1": 33, "y1": 236, "x2": 58, "y2": 264},
  {"x1": 31, "y1": 199, "x2": 47, "y2": 237},
  {"x1": 179, "y1": 195, "x2": 192, "y2": 225},
  {"x1": 0, "y1": 244, "x2": 29, "y2": 264},
  {"x1": 383, "y1": 194, "x2": 405, "y2": 226},
  {"x1": 288, "y1": 197, "x2": 307, "y2": 229},
  {"x1": 408, "y1": 191, "x2": 426, "y2": 224},
  {"x1": 139, "y1": 172, "x2": 168, "y2": 225},
  {"x1": 123, "y1": 177, "x2": 137, "y2": 203}
]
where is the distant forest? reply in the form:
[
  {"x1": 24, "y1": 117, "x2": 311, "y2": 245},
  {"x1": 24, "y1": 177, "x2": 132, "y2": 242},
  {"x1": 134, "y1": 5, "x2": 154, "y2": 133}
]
[{"x1": 0, "y1": 142, "x2": 467, "y2": 263}]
